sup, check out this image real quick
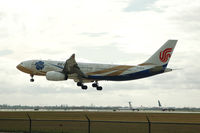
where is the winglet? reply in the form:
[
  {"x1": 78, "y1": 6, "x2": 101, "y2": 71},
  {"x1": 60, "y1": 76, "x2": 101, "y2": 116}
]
[
  {"x1": 63, "y1": 54, "x2": 87, "y2": 78},
  {"x1": 71, "y1": 53, "x2": 75, "y2": 59}
]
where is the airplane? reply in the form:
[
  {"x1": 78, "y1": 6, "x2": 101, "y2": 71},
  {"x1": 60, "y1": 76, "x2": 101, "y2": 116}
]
[
  {"x1": 16, "y1": 40, "x2": 177, "y2": 91},
  {"x1": 113, "y1": 101, "x2": 139, "y2": 112},
  {"x1": 128, "y1": 101, "x2": 139, "y2": 111},
  {"x1": 158, "y1": 100, "x2": 175, "y2": 111}
]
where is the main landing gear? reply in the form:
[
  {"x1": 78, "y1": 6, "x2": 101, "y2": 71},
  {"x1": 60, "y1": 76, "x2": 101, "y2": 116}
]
[
  {"x1": 77, "y1": 82, "x2": 88, "y2": 90},
  {"x1": 30, "y1": 75, "x2": 34, "y2": 82},
  {"x1": 77, "y1": 81, "x2": 103, "y2": 91},
  {"x1": 92, "y1": 81, "x2": 103, "y2": 91}
]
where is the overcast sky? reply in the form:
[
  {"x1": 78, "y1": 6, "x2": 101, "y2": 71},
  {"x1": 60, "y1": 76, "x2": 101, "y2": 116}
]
[{"x1": 0, "y1": 0, "x2": 200, "y2": 107}]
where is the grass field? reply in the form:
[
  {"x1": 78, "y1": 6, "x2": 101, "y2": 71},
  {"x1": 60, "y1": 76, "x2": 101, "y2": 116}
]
[{"x1": 0, "y1": 111, "x2": 199, "y2": 133}]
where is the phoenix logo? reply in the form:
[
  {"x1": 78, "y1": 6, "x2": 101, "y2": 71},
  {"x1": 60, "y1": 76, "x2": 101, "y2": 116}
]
[{"x1": 159, "y1": 48, "x2": 172, "y2": 63}]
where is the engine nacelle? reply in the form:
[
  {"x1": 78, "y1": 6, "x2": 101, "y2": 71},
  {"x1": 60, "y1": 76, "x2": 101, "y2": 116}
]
[{"x1": 46, "y1": 71, "x2": 67, "y2": 81}]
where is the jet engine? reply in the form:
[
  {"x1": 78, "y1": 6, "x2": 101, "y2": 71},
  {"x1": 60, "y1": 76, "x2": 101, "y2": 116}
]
[{"x1": 46, "y1": 71, "x2": 68, "y2": 81}]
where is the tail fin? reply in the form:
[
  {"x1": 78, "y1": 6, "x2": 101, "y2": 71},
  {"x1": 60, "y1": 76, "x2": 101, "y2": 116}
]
[
  {"x1": 128, "y1": 101, "x2": 133, "y2": 110},
  {"x1": 144, "y1": 40, "x2": 177, "y2": 66},
  {"x1": 158, "y1": 100, "x2": 162, "y2": 107}
]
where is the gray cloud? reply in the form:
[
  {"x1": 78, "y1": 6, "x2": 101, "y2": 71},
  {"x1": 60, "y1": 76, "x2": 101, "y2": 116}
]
[
  {"x1": 124, "y1": 0, "x2": 158, "y2": 12},
  {"x1": 0, "y1": 49, "x2": 13, "y2": 56},
  {"x1": 168, "y1": 4, "x2": 200, "y2": 33}
]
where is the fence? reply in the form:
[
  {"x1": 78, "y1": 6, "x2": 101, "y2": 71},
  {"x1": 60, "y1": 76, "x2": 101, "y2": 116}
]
[{"x1": 0, "y1": 112, "x2": 200, "y2": 133}]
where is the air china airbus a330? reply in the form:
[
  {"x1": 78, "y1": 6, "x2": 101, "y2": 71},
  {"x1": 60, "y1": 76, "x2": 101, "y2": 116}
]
[{"x1": 17, "y1": 40, "x2": 177, "y2": 91}]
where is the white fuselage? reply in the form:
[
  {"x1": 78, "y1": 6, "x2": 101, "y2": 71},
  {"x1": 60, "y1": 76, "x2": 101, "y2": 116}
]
[{"x1": 17, "y1": 60, "x2": 169, "y2": 83}]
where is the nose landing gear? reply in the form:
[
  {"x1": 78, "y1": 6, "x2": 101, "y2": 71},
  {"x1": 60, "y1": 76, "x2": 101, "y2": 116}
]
[{"x1": 30, "y1": 75, "x2": 34, "y2": 82}]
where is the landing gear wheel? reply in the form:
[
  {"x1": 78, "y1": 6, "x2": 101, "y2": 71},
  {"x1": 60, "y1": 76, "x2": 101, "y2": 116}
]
[
  {"x1": 77, "y1": 82, "x2": 82, "y2": 86},
  {"x1": 92, "y1": 83, "x2": 98, "y2": 87},
  {"x1": 81, "y1": 85, "x2": 88, "y2": 90},
  {"x1": 97, "y1": 86, "x2": 103, "y2": 91}
]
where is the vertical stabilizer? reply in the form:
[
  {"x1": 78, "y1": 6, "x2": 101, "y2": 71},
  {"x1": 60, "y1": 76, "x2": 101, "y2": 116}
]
[
  {"x1": 144, "y1": 40, "x2": 177, "y2": 66},
  {"x1": 158, "y1": 100, "x2": 162, "y2": 107},
  {"x1": 128, "y1": 102, "x2": 133, "y2": 110}
]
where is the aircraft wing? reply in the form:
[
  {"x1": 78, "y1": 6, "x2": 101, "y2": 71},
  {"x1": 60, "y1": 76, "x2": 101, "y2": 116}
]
[{"x1": 62, "y1": 54, "x2": 87, "y2": 78}]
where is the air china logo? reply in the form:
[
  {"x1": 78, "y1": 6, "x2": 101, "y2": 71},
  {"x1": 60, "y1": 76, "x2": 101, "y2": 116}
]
[{"x1": 159, "y1": 48, "x2": 172, "y2": 63}]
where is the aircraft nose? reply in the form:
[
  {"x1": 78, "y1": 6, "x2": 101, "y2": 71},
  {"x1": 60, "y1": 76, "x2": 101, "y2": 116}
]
[
  {"x1": 16, "y1": 64, "x2": 23, "y2": 71},
  {"x1": 16, "y1": 62, "x2": 33, "y2": 74}
]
